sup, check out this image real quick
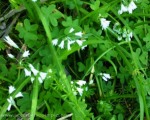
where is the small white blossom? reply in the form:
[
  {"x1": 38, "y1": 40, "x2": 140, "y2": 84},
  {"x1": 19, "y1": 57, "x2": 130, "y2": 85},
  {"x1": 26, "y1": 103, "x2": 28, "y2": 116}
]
[
  {"x1": 15, "y1": 92, "x2": 23, "y2": 98},
  {"x1": 7, "y1": 96, "x2": 15, "y2": 111},
  {"x1": 7, "y1": 54, "x2": 15, "y2": 59},
  {"x1": 9, "y1": 86, "x2": 16, "y2": 94},
  {"x1": 123, "y1": 29, "x2": 133, "y2": 41},
  {"x1": 118, "y1": 1, "x2": 137, "y2": 14},
  {"x1": 31, "y1": 77, "x2": 35, "y2": 83},
  {"x1": 81, "y1": 45, "x2": 87, "y2": 50},
  {"x1": 100, "y1": 73, "x2": 111, "y2": 81},
  {"x1": 28, "y1": 64, "x2": 39, "y2": 76},
  {"x1": 128, "y1": 1, "x2": 137, "y2": 14},
  {"x1": 100, "y1": 18, "x2": 111, "y2": 30},
  {"x1": 76, "y1": 80, "x2": 86, "y2": 87},
  {"x1": 76, "y1": 40, "x2": 84, "y2": 46},
  {"x1": 39, "y1": 72, "x2": 47, "y2": 80},
  {"x1": 75, "y1": 32, "x2": 83, "y2": 37},
  {"x1": 69, "y1": 28, "x2": 74, "y2": 33},
  {"x1": 76, "y1": 87, "x2": 84, "y2": 96},
  {"x1": 118, "y1": 4, "x2": 128, "y2": 14},
  {"x1": 4, "y1": 35, "x2": 19, "y2": 49},
  {"x1": 24, "y1": 68, "x2": 31, "y2": 77},
  {"x1": 38, "y1": 77, "x2": 43, "y2": 84},
  {"x1": 58, "y1": 40, "x2": 65, "y2": 49},
  {"x1": 22, "y1": 50, "x2": 30, "y2": 58},
  {"x1": 52, "y1": 39, "x2": 58, "y2": 46},
  {"x1": 67, "y1": 40, "x2": 71, "y2": 50}
]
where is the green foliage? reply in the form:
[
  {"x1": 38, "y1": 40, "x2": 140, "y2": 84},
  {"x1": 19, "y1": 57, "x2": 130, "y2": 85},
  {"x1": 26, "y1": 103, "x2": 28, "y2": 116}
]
[
  {"x1": 1, "y1": 0, "x2": 150, "y2": 120},
  {"x1": 16, "y1": 19, "x2": 38, "y2": 48}
]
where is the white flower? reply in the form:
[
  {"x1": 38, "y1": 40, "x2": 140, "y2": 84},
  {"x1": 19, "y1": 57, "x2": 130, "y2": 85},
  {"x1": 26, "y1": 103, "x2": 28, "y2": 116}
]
[
  {"x1": 128, "y1": 1, "x2": 137, "y2": 14},
  {"x1": 58, "y1": 40, "x2": 65, "y2": 49},
  {"x1": 69, "y1": 28, "x2": 74, "y2": 33},
  {"x1": 100, "y1": 73, "x2": 111, "y2": 81},
  {"x1": 31, "y1": 77, "x2": 35, "y2": 83},
  {"x1": 118, "y1": 4, "x2": 128, "y2": 14},
  {"x1": 15, "y1": 92, "x2": 23, "y2": 98},
  {"x1": 39, "y1": 72, "x2": 47, "y2": 80},
  {"x1": 38, "y1": 77, "x2": 43, "y2": 84},
  {"x1": 52, "y1": 39, "x2": 58, "y2": 46},
  {"x1": 76, "y1": 87, "x2": 84, "y2": 96},
  {"x1": 7, "y1": 96, "x2": 15, "y2": 111},
  {"x1": 76, "y1": 80, "x2": 86, "y2": 87},
  {"x1": 7, "y1": 54, "x2": 15, "y2": 59},
  {"x1": 100, "y1": 18, "x2": 111, "y2": 30},
  {"x1": 22, "y1": 50, "x2": 30, "y2": 58},
  {"x1": 118, "y1": 1, "x2": 137, "y2": 14},
  {"x1": 4, "y1": 35, "x2": 19, "y2": 49},
  {"x1": 9, "y1": 86, "x2": 16, "y2": 94},
  {"x1": 76, "y1": 40, "x2": 84, "y2": 46},
  {"x1": 122, "y1": 29, "x2": 133, "y2": 41},
  {"x1": 28, "y1": 64, "x2": 39, "y2": 76},
  {"x1": 67, "y1": 40, "x2": 72, "y2": 50},
  {"x1": 75, "y1": 32, "x2": 83, "y2": 37},
  {"x1": 24, "y1": 68, "x2": 31, "y2": 77},
  {"x1": 81, "y1": 45, "x2": 87, "y2": 50}
]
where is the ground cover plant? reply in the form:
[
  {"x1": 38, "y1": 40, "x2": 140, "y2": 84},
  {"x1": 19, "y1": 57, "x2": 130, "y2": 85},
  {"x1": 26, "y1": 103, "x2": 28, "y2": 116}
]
[{"x1": 0, "y1": 0, "x2": 150, "y2": 119}]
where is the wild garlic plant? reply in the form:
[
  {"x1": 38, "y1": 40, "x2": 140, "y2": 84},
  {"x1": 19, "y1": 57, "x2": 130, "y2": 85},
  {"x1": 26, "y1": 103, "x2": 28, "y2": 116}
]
[{"x1": 0, "y1": 0, "x2": 150, "y2": 120}]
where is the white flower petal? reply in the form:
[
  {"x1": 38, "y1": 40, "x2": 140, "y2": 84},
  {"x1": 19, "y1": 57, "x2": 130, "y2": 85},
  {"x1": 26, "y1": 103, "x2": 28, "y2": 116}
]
[
  {"x1": 76, "y1": 87, "x2": 83, "y2": 96},
  {"x1": 39, "y1": 72, "x2": 47, "y2": 80},
  {"x1": 69, "y1": 28, "x2": 74, "y2": 33},
  {"x1": 7, "y1": 96, "x2": 15, "y2": 111},
  {"x1": 4, "y1": 35, "x2": 19, "y2": 49},
  {"x1": 76, "y1": 80, "x2": 86, "y2": 86},
  {"x1": 100, "y1": 73, "x2": 111, "y2": 81},
  {"x1": 100, "y1": 18, "x2": 110, "y2": 30},
  {"x1": 15, "y1": 92, "x2": 23, "y2": 98},
  {"x1": 38, "y1": 77, "x2": 43, "y2": 84},
  {"x1": 22, "y1": 50, "x2": 30, "y2": 58},
  {"x1": 52, "y1": 39, "x2": 58, "y2": 46},
  {"x1": 9, "y1": 86, "x2": 16, "y2": 94},
  {"x1": 81, "y1": 45, "x2": 87, "y2": 50},
  {"x1": 28, "y1": 64, "x2": 39, "y2": 76},
  {"x1": 31, "y1": 77, "x2": 35, "y2": 83},
  {"x1": 128, "y1": 1, "x2": 137, "y2": 14},
  {"x1": 24, "y1": 68, "x2": 31, "y2": 77},
  {"x1": 76, "y1": 40, "x2": 83, "y2": 46},
  {"x1": 7, "y1": 54, "x2": 15, "y2": 59},
  {"x1": 58, "y1": 40, "x2": 65, "y2": 49},
  {"x1": 75, "y1": 32, "x2": 83, "y2": 37},
  {"x1": 7, "y1": 104, "x2": 12, "y2": 111}
]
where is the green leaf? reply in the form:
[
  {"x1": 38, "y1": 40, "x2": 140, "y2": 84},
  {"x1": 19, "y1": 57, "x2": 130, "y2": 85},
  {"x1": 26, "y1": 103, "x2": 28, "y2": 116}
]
[
  {"x1": 77, "y1": 62, "x2": 85, "y2": 72},
  {"x1": 90, "y1": 0, "x2": 100, "y2": 10}
]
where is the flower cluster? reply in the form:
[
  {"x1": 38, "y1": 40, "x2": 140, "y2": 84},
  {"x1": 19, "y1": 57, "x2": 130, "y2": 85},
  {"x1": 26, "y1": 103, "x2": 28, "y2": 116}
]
[
  {"x1": 113, "y1": 23, "x2": 133, "y2": 41},
  {"x1": 7, "y1": 85, "x2": 23, "y2": 111},
  {"x1": 24, "y1": 64, "x2": 48, "y2": 84},
  {"x1": 52, "y1": 28, "x2": 87, "y2": 50},
  {"x1": 4, "y1": 35, "x2": 30, "y2": 59},
  {"x1": 71, "y1": 79, "x2": 94, "y2": 96},
  {"x1": 118, "y1": 1, "x2": 137, "y2": 14}
]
